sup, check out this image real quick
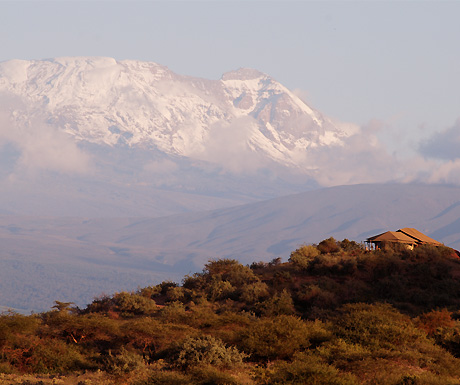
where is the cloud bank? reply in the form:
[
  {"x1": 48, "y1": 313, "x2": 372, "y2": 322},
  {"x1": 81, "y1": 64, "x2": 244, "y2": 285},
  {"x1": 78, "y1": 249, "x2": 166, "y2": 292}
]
[
  {"x1": 178, "y1": 113, "x2": 460, "y2": 188},
  {"x1": 302, "y1": 117, "x2": 460, "y2": 187},
  {"x1": 303, "y1": 120, "x2": 401, "y2": 186},
  {"x1": 2, "y1": 88, "x2": 460, "y2": 196},
  {"x1": 188, "y1": 117, "x2": 268, "y2": 174},
  {"x1": 419, "y1": 119, "x2": 460, "y2": 161},
  {"x1": 0, "y1": 95, "x2": 92, "y2": 181},
  {"x1": 416, "y1": 119, "x2": 460, "y2": 184}
]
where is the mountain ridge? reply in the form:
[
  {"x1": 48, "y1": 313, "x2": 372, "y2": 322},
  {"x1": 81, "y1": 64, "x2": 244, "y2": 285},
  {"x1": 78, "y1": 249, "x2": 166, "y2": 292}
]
[
  {"x1": 0, "y1": 56, "x2": 355, "y2": 170},
  {"x1": 1, "y1": 57, "x2": 459, "y2": 312}
]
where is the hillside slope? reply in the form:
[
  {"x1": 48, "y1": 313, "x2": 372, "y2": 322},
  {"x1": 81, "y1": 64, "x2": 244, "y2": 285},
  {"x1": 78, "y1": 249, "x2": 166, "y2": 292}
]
[
  {"x1": 1, "y1": 183, "x2": 459, "y2": 312},
  {"x1": 2, "y1": 244, "x2": 460, "y2": 384}
]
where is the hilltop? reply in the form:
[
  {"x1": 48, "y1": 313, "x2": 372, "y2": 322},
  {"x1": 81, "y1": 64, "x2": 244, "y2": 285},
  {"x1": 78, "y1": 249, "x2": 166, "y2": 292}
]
[{"x1": 1, "y1": 239, "x2": 460, "y2": 384}]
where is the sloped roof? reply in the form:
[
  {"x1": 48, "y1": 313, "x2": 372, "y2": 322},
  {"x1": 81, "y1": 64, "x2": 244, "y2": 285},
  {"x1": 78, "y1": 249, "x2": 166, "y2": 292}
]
[
  {"x1": 398, "y1": 228, "x2": 442, "y2": 245},
  {"x1": 367, "y1": 231, "x2": 416, "y2": 244}
]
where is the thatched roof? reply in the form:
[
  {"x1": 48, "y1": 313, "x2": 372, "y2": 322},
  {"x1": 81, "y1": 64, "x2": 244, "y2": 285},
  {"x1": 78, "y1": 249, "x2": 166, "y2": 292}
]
[
  {"x1": 397, "y1": 228, "x2": 442, "y2": 246},
  {"x1": 367, "y1": 231, "x2": 416, "y2": 244}
]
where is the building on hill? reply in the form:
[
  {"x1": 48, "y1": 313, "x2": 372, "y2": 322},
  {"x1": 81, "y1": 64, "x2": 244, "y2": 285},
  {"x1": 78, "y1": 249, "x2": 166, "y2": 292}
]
[
  {"x1": 397, "y1": 228, "x2": 443, "y2": 246},
  {"x1": 366, "y1": 228, "x2": 442, "y2": 250},
  {"x1": 366, "y1": 231, "x2": 417, "y2": 250}
]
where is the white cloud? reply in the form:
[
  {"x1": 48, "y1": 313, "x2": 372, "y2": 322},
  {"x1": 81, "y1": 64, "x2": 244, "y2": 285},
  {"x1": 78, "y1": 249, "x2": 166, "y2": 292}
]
[
  {"x1": 14, "y1": 123, "x2": 92, "y2": 175},
  {"x1": 190, "y1": 116, "x2": 268, "y2": 174},
  {"x1": 298, "y1": 117, "x2": 460, "y2": 188},
  {"x1": 291, "y1": 89, "x2": 313, "y2": 105},
  {"x1": 392, "y1": 118, "x2": 460, "y2": 185},
  {"x1": 419, "y1": 119, "x2": 460, "y2": 161},
  {"x1": 2, "y1": 86, "x2": 460, "y2": 194},
  {"x1": 428, "y1": 160, "x2": 460, "y2": 185},
  {"x1": 184, "y1": 115, "x2": 430, "y2": 187},
  {"x1": 0, "y1": 96, "x2": 92, "y2": 179},
  {"x1": 302, "y1": 120, "x2": 403, "y2": 186}
]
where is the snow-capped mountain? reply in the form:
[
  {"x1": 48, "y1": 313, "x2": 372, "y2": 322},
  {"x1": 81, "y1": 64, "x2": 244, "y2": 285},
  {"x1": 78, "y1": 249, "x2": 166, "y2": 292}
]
[
  {"x1": 0, "y1": 57, "x2": 355, "y2": 169},
  {"x1": 1, "y1": 57, "x2": 459, "y2": 312}
]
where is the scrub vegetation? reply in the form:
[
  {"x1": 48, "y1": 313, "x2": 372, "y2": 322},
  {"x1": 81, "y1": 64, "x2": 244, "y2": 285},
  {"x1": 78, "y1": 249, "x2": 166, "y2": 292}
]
[{"x1": 2, "y1": 240, "x2": 460, "y2": 384}]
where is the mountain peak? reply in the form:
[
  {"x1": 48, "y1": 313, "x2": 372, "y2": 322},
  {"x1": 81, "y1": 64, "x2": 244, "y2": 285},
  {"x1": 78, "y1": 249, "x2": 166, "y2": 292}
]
[
  {"x1": 46, "y1": 56, "x2": 118, "y2": 66},
  {"x1": 0, "y1": 57, "x2": 353, "y2": 170},
  {"x1": 221, "y1": 68, "x2": 266, "y2": 81}
]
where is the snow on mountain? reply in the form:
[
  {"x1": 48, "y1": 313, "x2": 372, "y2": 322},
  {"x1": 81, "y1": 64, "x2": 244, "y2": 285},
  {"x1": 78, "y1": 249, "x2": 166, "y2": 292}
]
[{"x1": 0, "y1": 57, "x2": 356, "y2": 169}]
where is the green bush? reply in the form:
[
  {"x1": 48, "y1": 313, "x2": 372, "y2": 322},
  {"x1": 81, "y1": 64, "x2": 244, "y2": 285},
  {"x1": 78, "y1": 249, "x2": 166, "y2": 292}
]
[
  {"x1": 112, "y1": 291, "x2": 158, "y2": 316},
  {"x1": 189, "y1": 365, "x2": 240, "y2": 385},
  {"x1": 316, "y1": 338, "x2": 372, "y2": 369},
  {"x1": 160, "y1": 301, "x2": 187, "y2": 323},
  {"x1": 138, "y1": 284, "x2": 162, "y2": 299},
  {"x1": 169, "y1": 335, "x2": 246, "y2": 369},
  {"x1": 257, "y1": 352, "x2": 358, "y2": 385},
  {"x1": 271, "y1": 270, "x2": 292, "y2": 288},
  {"x1": 0, "y1": 313, "x2": 41, "y2": 341},
  {"x1": 237, "y1": 316, "x2": 328, "y2": 361},
  {"x1": 166, "y1": 286, "x2": 188, "y2": 302},
  {"x1": 332, "y1": 303, "x2": 460, "y2": 378},
  {"x1": 136, "y1": 371, "x2": 192, "y2": 385},
  {"x1": 297, "y1": 283, "x2": 338, "y2": 309},
  {"x1": 309, "y1": 254, "x2": 358, "y2": 276},
  {"x1": 289, "y1": 245, "x2": 320, "y2": 269},
  {"x1": 339, "y1": 239, "x2": 364, "y2": 253},
  {"x1": 208, "y1": 277, "x2": 235, "y2": 301},
  {"x1": 102, "y1": 346, "x2": 145, "y2": 375},
  {"x1": 238, "y1": 281, "x2": 269, "y2": 304},
  {"x1": 184, "y1": 258, "x2": 268, "y2": 305},
  {"x1": 334, "y1": 303, "x2": 427, "y2": 351},
  {"x1": 259, "y1": 289, "x2": 295, "y2": 316}
]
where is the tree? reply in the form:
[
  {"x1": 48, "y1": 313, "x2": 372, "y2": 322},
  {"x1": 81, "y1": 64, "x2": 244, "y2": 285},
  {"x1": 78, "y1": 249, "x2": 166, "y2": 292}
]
[
  {"x1": 318, "y1": 237, "x2": 341, "y2": 254},
  {"x1": 52, "y1": 301, "x2": 75, "y2": 313},
  {"x1": 289, "y1": 245, "x2": 320, "y2": 269}
]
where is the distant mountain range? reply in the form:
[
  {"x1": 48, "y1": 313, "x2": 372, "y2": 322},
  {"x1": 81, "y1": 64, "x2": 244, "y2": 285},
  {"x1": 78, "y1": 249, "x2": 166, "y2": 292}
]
[
  {"x1": 0, "y1": 57, "x2": 368, "y2": 217},
  {"x1": 0, "y1": 58, "x2": 459, "y2": 312},
  {"x1": 1, "y1": 183, "x2": 459, "y2": 312}
]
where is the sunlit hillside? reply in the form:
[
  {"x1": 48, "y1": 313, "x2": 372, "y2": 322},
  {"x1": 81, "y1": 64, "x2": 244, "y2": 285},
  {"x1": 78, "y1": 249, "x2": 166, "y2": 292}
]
[{"x1": 2, "y1": 239, "x2": 460, "y2": 384}]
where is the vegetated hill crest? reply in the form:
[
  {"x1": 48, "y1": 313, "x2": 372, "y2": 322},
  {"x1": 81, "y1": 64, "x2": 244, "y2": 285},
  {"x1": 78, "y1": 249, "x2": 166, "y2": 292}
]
[{"x1": 2, "y1": 243, "x2": 460, "y2": 384}]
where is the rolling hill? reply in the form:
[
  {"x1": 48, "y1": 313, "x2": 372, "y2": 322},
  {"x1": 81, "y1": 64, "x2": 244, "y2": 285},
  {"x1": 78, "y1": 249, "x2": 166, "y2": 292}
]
[{"x1": 1, "y1": 183, "x2": 459, "y2": 312}]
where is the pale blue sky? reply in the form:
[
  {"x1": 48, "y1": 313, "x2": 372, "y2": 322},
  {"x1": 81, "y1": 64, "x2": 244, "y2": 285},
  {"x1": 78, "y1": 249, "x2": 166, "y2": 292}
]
[{"x1": 1, "y1": 1, "x2": 459, "y2": 154}]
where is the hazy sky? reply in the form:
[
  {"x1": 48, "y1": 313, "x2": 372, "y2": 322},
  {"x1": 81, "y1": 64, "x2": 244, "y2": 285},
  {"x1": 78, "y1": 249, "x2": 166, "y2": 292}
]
[{"x1": 1, "y1": 1, "x2": 459, "y2": 143}]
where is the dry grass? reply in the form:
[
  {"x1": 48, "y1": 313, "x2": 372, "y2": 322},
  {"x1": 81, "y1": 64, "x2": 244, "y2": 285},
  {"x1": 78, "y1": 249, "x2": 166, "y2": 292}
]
[{"x1": 0, "y1": 371, "x2": 116, "y2": 385}]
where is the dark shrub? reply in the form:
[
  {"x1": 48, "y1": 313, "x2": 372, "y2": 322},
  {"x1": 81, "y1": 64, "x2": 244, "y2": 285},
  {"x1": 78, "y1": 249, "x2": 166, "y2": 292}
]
[{"x1": 318, "y1": 237, "x2": 341, "y2": 254}]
